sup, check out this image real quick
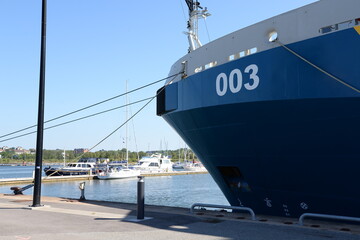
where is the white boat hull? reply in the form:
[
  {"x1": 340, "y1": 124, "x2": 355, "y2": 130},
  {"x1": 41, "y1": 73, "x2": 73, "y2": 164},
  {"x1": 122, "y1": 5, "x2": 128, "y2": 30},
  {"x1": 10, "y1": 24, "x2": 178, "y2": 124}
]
[{"x1": 97, "y1": 168, "x2": 140, "y2": 180}]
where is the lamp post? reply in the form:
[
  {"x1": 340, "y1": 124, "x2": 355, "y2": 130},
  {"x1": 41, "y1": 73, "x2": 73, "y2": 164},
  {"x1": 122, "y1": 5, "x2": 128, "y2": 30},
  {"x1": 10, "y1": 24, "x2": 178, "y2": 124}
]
[{"x1": 32, "y1": 0, "x2": 47, "y2": 207}]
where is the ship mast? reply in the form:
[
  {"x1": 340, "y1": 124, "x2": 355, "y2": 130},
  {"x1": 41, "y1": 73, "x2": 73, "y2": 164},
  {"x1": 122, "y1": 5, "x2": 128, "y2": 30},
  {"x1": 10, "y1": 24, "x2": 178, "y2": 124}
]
[{"x1": 184, "y1": 0, "x2": 210, "y2": 52}]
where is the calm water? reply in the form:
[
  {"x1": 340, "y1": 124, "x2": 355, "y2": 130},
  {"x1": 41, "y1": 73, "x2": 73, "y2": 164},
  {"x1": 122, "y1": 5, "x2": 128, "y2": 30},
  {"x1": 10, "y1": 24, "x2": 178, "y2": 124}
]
[
  {"x1": 0, "y1": 166, "x2": 229, "y2": 208},
  {"x1": 0, "y1": 165, "x2": 43, "y2": 178}
]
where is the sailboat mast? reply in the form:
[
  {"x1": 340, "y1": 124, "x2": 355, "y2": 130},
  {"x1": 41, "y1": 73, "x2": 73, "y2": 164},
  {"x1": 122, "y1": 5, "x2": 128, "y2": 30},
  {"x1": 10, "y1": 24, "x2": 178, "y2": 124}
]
[
  {"x1": 63, "y1": 149, "x2": 66, "y2": 167},
  {"x1": 125, "y1": 81, "x2": 129, "y2": 164}
]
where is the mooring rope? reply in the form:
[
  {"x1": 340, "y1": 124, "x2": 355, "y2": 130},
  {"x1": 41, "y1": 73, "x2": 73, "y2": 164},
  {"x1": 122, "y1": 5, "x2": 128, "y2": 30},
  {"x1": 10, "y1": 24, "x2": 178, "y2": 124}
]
[
  {"x1": 276, "y1": 40, "x2": 360, "y2": 94},
  {"x1": 0, "y1": 72, "x2": 182, "y2": 141},
  {"x1": 42, "y1": 71, "x2": 182, "y2": 179}
]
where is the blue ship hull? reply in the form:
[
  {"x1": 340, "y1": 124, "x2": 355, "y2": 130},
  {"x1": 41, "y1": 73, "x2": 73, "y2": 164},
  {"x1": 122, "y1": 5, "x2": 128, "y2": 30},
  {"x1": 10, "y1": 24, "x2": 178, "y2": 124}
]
[{"x1": 158, "y1": 27, "x2": 360, "y2": 217}]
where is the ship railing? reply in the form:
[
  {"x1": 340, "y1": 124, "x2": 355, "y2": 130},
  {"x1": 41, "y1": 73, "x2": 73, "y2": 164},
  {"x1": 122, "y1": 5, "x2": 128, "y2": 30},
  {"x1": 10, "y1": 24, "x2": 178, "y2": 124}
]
[
  {"x1": 190, "y1": 203, "x2": 256, "y2": 220},
  {"x1": 299, "y1": 213, "x2": 360, "y2": 226}
]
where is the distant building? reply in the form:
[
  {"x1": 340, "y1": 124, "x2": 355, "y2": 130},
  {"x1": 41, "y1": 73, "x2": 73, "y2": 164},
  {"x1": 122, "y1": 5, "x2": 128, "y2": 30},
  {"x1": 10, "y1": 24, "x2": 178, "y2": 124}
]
[
  {"x1": 74, "y1": 148, "x2": 89, "y2": 155},
  {"x1": 0, "y1": 146, "x2": 31, "y2": 157},
  {"x1": 0, "y1": 146, "x2": 8, "y2": 152},
  {"x1": 12, "y1": 147, "x2": 30, "y2": 155}
]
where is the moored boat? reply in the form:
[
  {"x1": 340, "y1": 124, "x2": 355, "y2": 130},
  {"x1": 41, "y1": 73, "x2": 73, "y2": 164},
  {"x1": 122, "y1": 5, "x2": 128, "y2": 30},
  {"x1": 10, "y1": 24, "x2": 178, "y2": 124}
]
[
  {"x1": 133, "y1": 153, "x2": 173, "y2": 173},
  {"x1": 182, "y1": 162, "x2": 207, "y2": 172},
  {"x1": 172, "y1": 161, "x2": 185, "y2": 169},
  {"x1": 96, "y1": 80, "x2": 141, "y2": 180},
  {"x1": 97, "y1": 165, "x2": 140, "y2": 180},
  {"x1": 157, "y1": 0, "x2": 360, "y2": 218},
  {"x1": 44, "y1": 158, "x2": 98, "y2": 176}
]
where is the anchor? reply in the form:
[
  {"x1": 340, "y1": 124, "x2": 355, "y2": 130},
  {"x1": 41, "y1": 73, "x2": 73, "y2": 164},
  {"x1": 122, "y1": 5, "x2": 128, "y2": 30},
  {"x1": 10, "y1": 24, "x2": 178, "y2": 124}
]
[{"x1": 10, "y1": 184, "x2": 34, "y2": 195}]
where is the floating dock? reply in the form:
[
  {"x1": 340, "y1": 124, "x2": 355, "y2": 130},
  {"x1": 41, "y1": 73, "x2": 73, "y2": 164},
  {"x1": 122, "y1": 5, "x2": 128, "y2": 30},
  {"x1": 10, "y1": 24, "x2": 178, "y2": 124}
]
[{"x1": 0, "y1": 170, "x2": 208, "y2": 185}]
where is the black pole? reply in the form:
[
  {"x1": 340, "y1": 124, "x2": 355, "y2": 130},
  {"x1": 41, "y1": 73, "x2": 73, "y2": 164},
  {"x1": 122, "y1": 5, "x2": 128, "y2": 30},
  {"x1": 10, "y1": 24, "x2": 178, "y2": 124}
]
[
  {"x1": 137, "y1": 176, "x2": 145, "y2": 219},
  {"x1": 32, "y1": 0, "x2": 47, "y2": 207}
]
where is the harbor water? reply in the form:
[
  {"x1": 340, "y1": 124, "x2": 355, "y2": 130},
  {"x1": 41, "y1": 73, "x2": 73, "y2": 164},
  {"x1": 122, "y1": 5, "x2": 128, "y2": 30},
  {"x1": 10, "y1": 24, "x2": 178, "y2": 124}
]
[{"x1": 0, "y1": 165, "x2": 229, "y2": 208}]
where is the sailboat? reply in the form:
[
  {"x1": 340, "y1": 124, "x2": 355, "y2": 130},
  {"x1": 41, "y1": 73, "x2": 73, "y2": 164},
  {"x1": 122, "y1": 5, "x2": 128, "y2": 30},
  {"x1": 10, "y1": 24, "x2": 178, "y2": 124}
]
[
  {"x1": 97, "y1": 164, "x2": 140, "y2": 180},
  {"x1": 172, "y1": 142, "x2": 186, "y2": 169},
  {"x1": 97, "y1": 82, "x2": 140, "y2": 180}
]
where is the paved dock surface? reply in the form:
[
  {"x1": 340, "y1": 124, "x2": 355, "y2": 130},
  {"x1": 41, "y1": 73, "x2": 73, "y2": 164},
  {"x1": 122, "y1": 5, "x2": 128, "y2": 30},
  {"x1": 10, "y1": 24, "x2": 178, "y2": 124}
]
[{"x1": 0, "y1": 194, "x2": 359, "y2": 240}]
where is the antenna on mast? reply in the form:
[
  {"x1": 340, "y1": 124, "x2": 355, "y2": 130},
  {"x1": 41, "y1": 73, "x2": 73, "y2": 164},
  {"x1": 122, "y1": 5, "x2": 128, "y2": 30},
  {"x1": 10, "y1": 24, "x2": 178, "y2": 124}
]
[{"x1": 184, "y1": 0, "x2": 211, "y2": 52}]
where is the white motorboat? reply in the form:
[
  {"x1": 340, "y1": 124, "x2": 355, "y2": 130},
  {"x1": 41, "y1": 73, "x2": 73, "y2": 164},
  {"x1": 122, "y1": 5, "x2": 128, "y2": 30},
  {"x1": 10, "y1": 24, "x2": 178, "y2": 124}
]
[
  {"x1": 133, "y1": 153, "x2": 173, "y2": 173},
  {"x1": 183, "y1": 162, "x2": 207, "y2": 172},
  {"x1": 97, "y1": 165, "x2": 140, "y2": 180}
]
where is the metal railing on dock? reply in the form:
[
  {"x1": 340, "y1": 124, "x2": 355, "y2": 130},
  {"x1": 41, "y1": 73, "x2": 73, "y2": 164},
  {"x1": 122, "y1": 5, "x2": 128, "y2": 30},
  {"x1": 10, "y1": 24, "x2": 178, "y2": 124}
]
[
  {"x1": 299, "y1": 213, "x2": 360, "y2": 225},
  {"x1": 190, "y1": 203, "x2": 256, "y2": 220}
]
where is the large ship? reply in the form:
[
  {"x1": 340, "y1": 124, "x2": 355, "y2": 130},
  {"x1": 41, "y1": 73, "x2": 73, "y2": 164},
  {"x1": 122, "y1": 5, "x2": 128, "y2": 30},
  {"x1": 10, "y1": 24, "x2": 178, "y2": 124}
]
[{"x1": 157, "y1": 0, "x2": 360, "y2": 218}]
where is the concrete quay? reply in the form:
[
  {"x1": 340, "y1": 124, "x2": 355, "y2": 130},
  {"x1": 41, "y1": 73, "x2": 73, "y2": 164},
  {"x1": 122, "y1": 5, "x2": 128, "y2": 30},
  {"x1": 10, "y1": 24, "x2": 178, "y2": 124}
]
[{"x1": 0, "y1": 194, "x2": 359, "y2": 240}]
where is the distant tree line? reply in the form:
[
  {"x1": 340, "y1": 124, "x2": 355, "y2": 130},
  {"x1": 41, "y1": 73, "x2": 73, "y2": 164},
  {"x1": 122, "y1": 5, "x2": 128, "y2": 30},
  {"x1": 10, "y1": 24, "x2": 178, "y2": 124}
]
[{"x1": 0, "y1": 148, "x2": 197, "y2": 164}]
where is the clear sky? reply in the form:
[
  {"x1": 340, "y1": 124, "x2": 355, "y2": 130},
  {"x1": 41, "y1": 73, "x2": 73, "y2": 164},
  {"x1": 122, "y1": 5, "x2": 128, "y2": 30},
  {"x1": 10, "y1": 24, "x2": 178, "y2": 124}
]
[{"x1": 0, "y1": 0, "x2": 317, "y2": 152}]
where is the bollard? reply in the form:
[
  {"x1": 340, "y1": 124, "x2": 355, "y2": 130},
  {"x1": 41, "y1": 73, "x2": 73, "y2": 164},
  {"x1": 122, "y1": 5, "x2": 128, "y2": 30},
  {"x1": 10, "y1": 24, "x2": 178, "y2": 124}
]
[
  {"x1": 137, "y1": 176, "x2": 145, "y2": 219},
  {"x1": 79, "y1": 182, "x2": 86, "y2": 201}
]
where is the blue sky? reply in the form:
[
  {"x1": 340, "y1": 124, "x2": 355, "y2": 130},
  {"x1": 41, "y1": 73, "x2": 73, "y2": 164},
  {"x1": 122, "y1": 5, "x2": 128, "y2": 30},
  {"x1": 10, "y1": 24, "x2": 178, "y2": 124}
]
[{"x1": 0, "y1": 0, "x2": 317, "y2": 152}]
